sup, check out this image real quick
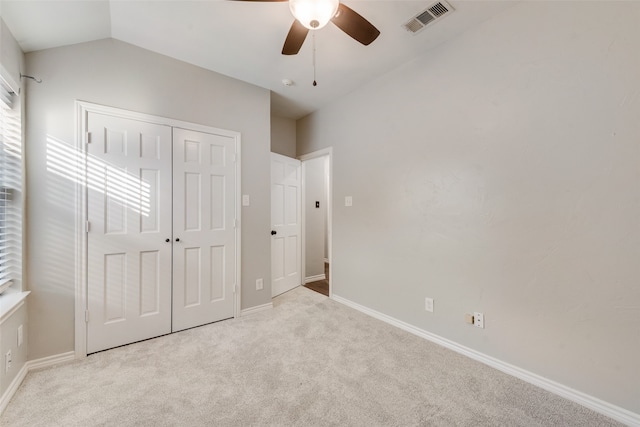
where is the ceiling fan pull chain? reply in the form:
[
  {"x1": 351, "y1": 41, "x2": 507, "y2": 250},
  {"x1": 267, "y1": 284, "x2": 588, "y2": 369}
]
[{"x1": 312, "y1": 32, "x2": 317, "y2": 87}]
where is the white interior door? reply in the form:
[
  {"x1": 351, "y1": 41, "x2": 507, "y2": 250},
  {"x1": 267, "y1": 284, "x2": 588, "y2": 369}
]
[
  {"x1": 271, "y1": 153, "x2": 301, "y2": 297},
  {"x1": 172, "y1": 128, "x2": 237, "y2": 332},
  {"x1": 86, "y1": 112, "x2": 172, "y2": 353}
]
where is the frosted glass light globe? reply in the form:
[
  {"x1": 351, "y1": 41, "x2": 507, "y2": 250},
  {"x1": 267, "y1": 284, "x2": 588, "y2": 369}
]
[{"x1": 289, "y1": 0, "x2": 340, "y2": 30}]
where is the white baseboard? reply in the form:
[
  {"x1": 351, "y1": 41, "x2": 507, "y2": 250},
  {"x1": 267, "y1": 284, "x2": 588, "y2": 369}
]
[
  {"x1": 27, "y1": 351, "x2": 76, "y2": 371},
  {"x1": 331, "y1": 294, "x2": 640, "y2": 427},
  {"x1": 0, "y1": 351, "x2": 76, "y2": 415},
  {"x1": 0, "y1": 363, "x2": 28, "y2": 415},
  {"x1": 240, "y1": 302, "x2": 273, "y2": 317},
  {"x1": 304, "y1": 274, "x2": 326, "y2": 284}
]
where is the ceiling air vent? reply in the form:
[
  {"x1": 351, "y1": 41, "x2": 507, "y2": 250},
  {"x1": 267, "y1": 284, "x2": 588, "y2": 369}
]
[{"x1": 403, "y1": 1, "x2": 454, "y2": 35}]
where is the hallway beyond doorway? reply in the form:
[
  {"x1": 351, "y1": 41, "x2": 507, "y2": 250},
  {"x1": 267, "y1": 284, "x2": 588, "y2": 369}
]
[{"x1": 304, "y1": 262, "x2": 329, "y2": 296}]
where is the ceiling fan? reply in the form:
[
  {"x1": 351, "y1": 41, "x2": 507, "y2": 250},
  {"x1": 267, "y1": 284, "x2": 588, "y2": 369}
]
[{"x1": 234, "y1": 0, "x2": 380, "y2": 55}]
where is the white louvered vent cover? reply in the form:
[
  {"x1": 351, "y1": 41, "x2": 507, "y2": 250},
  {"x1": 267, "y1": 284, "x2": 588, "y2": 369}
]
[{"x1": 403, "y1": 1, "x2": 454, "y2": 34}]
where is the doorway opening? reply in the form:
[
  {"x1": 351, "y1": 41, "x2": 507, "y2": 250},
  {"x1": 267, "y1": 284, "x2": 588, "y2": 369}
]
[
  {"x1": 300, "y1": 148, "x2": 332, "y2": 298},
  {"x1": 304, "y1": 262, "x2": 329, "y2": 296}
]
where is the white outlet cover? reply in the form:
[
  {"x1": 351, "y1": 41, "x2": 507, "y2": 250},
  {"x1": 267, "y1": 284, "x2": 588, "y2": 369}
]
[
  {"x1": 425, "y1": 298, "x2": 434, "y2": 312},
  {"x1": 345, "y1": 196, "x2": 353, "y2": 207},
  {"x1": 242, "y1": 195, "x2": 250, "y2": 206},
  {"x1": 256, "y1": 278, "x2": 263, "y2": 290}
]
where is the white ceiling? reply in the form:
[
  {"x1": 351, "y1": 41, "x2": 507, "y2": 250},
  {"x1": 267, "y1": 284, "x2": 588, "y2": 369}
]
[{"x1": 0, "y1": 0, "x2": 514, "y2": 119}]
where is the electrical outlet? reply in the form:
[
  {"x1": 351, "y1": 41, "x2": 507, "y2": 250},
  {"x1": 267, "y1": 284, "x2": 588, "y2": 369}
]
[
  {"x1": 424, "y1": 297, "x2": 434, "y2": 312},
  {"x1": 345, "y1": 196, "x2": 353, "y2": 207},
  {"x1": 256, "y1": 278, "x2": 263, "y2": 291},
  {"x1": 474, "y1": 312, "x2": 485, "y2": 329},
  {"x1": 17, "y1": 324, "x2": 23, "y2": 347},
  {"x1": 5, "y1": 350, "x2": 11, "y2": 373}
]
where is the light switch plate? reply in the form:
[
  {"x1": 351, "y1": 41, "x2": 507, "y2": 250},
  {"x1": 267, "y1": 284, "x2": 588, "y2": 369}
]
[
  {"x1": 256, "y1": 278, "x2": 263, "y2": 290},
  {"x1": 474, "y1": 312, "x2": 485, "y2": 329},
  {"x1": 345, "y1": 196, "x2": 353, "y2": 207}
]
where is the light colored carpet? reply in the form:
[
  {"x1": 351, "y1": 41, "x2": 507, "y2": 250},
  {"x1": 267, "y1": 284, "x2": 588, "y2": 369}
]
[{"x1": 2, "y1": 287, "x2": 621, "y2": 426}]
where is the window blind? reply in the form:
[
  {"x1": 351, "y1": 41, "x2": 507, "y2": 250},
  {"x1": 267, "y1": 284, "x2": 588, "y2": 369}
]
[{"x1": 0, "y1": 76, "x2": 22, "y2": 294}]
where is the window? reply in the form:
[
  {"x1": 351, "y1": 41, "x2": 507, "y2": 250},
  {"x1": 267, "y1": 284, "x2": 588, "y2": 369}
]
[{"x1": 0, "y1": 75, "x2": 22, "y2": 295}]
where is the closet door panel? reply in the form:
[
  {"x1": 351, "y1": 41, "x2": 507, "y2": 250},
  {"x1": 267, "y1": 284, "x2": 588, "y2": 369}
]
[
  {"x1": 172, "y1": 128, "x2": 236, "y2": 332},
  {"x1": 86, "y1": 112, "x2": 172, "y2": 354}
]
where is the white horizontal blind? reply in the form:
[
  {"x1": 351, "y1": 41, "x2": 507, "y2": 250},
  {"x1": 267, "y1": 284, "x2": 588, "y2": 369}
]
[{"x1": 0, "y1": 76, "x2": 22, "y2": 293}]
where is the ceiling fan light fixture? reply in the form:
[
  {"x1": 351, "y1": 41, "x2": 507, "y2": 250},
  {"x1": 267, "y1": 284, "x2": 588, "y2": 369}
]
[{"x1": 289, "y1": 0, "x2": 339, "y2": 30}]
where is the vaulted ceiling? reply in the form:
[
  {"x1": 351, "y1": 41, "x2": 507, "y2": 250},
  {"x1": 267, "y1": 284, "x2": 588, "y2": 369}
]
[{"x1": 0, "y1": 0, "x2": 514, "y2": 119}]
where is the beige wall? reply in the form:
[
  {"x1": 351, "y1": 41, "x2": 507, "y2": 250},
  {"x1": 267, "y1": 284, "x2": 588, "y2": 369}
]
[
  {"x1": 25, "y1": 38, "x2": 272, "y2": 359},
  {"x1": 0, "y1": 300, "x2": 27, "y2": 402},
  {"x1": 270, "y1": 115, "x2": 296, "y2": 158},
  {"x1": 298, "y1": 2, "x2": 640, "y2": 415}
]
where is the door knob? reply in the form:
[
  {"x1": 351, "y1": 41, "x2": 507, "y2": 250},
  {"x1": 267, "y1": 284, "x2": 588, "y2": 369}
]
[
  {"x1": 271, "y1": 230, "x2": 277, "y2": 235},
  {"x1": 175, "y1": 238, "x2": 180, "y2": 242},
  {"x1": 165, "y1": 238, "x2": 170, "y2": 243}
]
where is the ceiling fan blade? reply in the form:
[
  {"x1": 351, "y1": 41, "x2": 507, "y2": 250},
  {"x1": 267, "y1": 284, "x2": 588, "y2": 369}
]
[
  {"x1": 282, "y1": 20, "x2": 309, "y2": 55},
  {"x1": 331, "y1": 3, "x2": 380, "y2": 46}
]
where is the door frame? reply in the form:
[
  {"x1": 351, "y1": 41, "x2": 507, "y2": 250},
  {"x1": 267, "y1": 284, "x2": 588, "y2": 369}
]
[
  {"x1": 74, "y1": 101, "x2": 242, "y2": 357},
  {"x1": 299, "y1": 147, "x2": 333, "y2": 298}
]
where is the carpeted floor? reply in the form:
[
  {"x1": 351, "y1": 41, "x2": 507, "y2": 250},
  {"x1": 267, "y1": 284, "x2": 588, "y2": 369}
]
[{"x1": 2, "y1": 287, "x2": 622, "y2": 426}]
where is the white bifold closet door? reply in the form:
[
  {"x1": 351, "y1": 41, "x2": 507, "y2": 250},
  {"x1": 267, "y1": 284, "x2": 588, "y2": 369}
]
[
  {"x1": 86, "y1": 113, "x2": 173, "y2": 353},
  {"x1": 86, "y1": 113, "x2": 236, "y2": 353},
  {"x1": 171, "y1": 128, "x2": 236, "y2": 332}
]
